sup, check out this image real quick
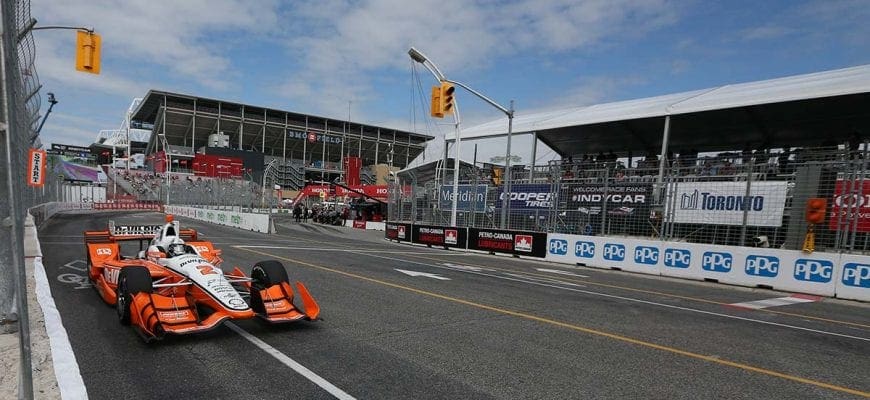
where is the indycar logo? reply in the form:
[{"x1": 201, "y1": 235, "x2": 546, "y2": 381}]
[
  {"x1": 194, "y1": 245, "x2": 209, "y2": 254},
  {"x1": 96, "y1": 248, "x2": 112, "y2": 256}
]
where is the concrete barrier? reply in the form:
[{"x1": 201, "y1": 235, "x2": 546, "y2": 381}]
[
  {"x1": 545, "y1": 234, "x2": 868, "y2": 300},
  {"x1": 164, "y1": 205, "x2": 273, "y2": 233}
]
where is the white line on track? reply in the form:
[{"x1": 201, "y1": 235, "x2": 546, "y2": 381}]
[
  {"x1": 730, "y1": 295, "x2": 821, "y2": 310},
  {"x1": 226, "y1": 322, "x2": 356, "y2": 400},
  {"x1": 352, "y1": 252, "x2": 870, "y2": 343}
]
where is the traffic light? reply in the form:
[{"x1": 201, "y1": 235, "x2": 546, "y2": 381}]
[
  {"x1": 805, "y1": 198, "x2": 827, "y2": 224},
  {"x1": 440, "y1": 82, "x2": 455, "y2": 115},
  {"x1": 430, "y1": 85, "x2": 443, "y2": 118},
  {"x1": 491, "y1": 166, "x2": 503, "y2": 186},
  {"x1": 75, "y1": 31, "x2": 101, "y2": 74}
]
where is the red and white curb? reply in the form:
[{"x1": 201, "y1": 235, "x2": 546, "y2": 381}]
[{"x1": 728, "y1": 294, "x2": 822, "y2": 310}]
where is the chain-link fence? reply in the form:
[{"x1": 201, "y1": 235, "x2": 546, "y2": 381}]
[
  {"x1": 1, "y1": 0, "x2": 51, "y2": 396},
  {"x1": 389, "y1": 144, "x2": 870, "y2": 254}
]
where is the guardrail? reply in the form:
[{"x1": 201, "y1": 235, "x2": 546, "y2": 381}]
[{"x1": 385, "y1": 222, "x2": 870, "y2": 301}]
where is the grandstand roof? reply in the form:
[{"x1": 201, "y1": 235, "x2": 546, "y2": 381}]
[
  {"x1": 131, "y1": 90, "x2": 433, "y2": 168},
  {"x1": 452, "y1": 64, "x2": 870, "y2": 156},
  {"x1": 398, "y1": 158, "x2": 477, "y2": 183}
]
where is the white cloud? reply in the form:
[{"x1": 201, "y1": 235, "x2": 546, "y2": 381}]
[
  {"x1": 278, "y1": 0, "x2": 680, "y2": 121},
  {"x1": 32, "y1": 0, "x2": 282, "y2": 92},
  {"x1": 740, "y1": 25, "x2": 793, "y2": 41}
]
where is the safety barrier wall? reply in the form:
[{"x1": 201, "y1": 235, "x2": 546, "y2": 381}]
[
  {"x1": 28, "y1": 202, "x2": 95, "y2": 227},
  {"x1": 345, "y1": 220, "x2": 386, "y2": 231},
  {"x1": 545, "y1": 233, "x2": 869, "y2": 301},
  {"x1": 383, "y1": 222, "x2": 548, "y2": 258},
  {"x1": 165, "y1": 205, "x2": 272, "y2": 233},
  {"x1": 411, "y1": 224, "x2": 467, "y2": 249}
]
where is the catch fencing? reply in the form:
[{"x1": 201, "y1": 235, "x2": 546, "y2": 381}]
[
  {"x1": 388, "y1": 145, "x2": 870, "y2": 255},
  {"x1": 0, "y1": 1, "x2": 59, "y2": 397}
]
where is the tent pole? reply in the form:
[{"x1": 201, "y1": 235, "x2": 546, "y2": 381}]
[
  {"x1": 530, "y1": 132, "x2": 538, "y2": 182},
  {"x1": 656, "y1": 115, "x2": 671, "y2": 239}
]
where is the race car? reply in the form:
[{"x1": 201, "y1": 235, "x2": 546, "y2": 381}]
[{"x1": 84, "y1": 215, "x2": 320, "y2": 342}]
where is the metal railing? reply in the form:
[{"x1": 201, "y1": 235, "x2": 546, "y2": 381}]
[
  {"x1": 1, "y1": 1, "x2": 56, "y2": 397},
  {"x1": 389, "y1": 145, "x2": 870, "y2": 254}
]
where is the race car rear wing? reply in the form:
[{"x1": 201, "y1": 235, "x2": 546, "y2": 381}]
[{"x1": 84, "y1": 221, "x2": 198, "y2": 243}]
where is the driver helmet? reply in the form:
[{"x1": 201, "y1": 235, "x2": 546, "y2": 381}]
[{"x1": 168, "y1": 238, "x2": 187, "y2": 257}]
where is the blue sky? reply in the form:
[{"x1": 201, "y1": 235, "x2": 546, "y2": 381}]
[{"x1": 32, "y1": 0, "x2": 870, "y2": 165}]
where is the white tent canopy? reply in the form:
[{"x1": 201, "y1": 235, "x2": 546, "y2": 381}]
[{"x1": 449, "y1": 64, "x2": 870, "y2": 157}]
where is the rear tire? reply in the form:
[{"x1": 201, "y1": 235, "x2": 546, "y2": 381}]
[
  {"x1": 116, "y1": 266, "x2": 152, "y2": 325},
  {"x1": 250, "y1": 261, "x2": 289, "y2": 314}
]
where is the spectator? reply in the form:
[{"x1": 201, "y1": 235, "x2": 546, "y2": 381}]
[{"x1": 777, "y1": 148, "x2": 791, "y2": 174}]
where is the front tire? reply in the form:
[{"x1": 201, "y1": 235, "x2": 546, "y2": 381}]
[
  {"x1": 250, "y1": 261, "x2": 289, "y2": 314},
  {"x1": 116, "y1": 266, "x2": 152, "y2": 325}
]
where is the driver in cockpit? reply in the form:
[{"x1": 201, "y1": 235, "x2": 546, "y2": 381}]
[{"x1": 166, "y1": 239, "x2": 190, "y2": 258}]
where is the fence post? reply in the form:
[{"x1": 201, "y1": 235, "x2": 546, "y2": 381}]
[
  {"x1": 739, "y1": 157, "x2": 754, "y2": 246},
  {"x1": 600, "y1": 164, "x2": 610, "y2": 235},
  {"x1": 848, "y1": 141, "x2": 869, "y2": 250}
]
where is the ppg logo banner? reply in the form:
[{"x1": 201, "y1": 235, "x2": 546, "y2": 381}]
[
  {"x1": 667, "y1": 181, "x2": 787, "y2": 227},
  {"x1": 439, "y1": 185, "x2": 488, "y2": 212},
  {"x1": 545, "y1": 233, "x2": 868, "y2": 301}
]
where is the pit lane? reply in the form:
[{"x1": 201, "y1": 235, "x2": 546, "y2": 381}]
[{"x1": 38, "y1": 212, "x2": 870, "y2": 399}]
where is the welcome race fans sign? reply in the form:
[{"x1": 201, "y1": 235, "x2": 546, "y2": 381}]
[
  {"x1": 667, "y1": 181, "x2": 788, "y2": 227},
  {"x1": 566, "y1": 183, "x2": 653, "y2": 230}
]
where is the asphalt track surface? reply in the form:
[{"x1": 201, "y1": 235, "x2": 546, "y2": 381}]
[{"x1": 39, "y1": 211, "x2": 870, "y2": 399}]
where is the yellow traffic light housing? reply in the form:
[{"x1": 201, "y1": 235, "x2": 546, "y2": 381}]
[
  {"x1": 491, "y1": 166, "x2": 503, "y2": 186},
  {"x1": 430, "y1": 85, "x2": 443, "y2": 118},
  {"x1": 440, "y1": 82, "x2": 455, "y2": 115},
  {"x1": 75, "y1": 31, "x2": 101, "y2": 74}
]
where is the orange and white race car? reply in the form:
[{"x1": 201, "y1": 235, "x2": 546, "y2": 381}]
[{"x1": 84, "y1": 215, "x2": 320, "y2": 342}]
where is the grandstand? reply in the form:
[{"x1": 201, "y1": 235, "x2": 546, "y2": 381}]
[
  {"x1": 391, "y1": 64, "x2": 870, "y2": 253},
  {"x1": 128, "y1": 90, "x2": 433, "y2": 197}
]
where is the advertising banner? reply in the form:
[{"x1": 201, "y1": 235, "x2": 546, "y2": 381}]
[
  {"x1": 439, "y1": 185, "x2": 488, "y2": 212},
  {"x1": 385, "y1": 222, "x2": 412, "y2": 242},
  {"x1": 668, "y1": 181, "x2": 787, "y2": 227},
  {"x1": 566, "y1": 183, "x2": 652, "y2": 228},
  {"x1": 829, "y1": 180, "x2": 870, "y2": 232},
  {"x1": 494, "y1": 184, "x2": 554, "y2": 211},
  {"x1": 467, "y1": 228, "x2": 547, "y2": 257},
  {"x1": 411, "y1": 225, "x2": 467, "y2": 249},
  {"x1": 545, "y1": 233, "x2": 846, "y2": 296},
  {"x1": 27, "y1": 149, "x2": 46, "y2": 187}
]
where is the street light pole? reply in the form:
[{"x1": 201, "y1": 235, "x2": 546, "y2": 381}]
[
  {"x1": 408, "y1": 47, "x2": 514, "y2": 228},
  {"x1": 500, "y1": 100, "x2": 514, "y2": 229}
]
